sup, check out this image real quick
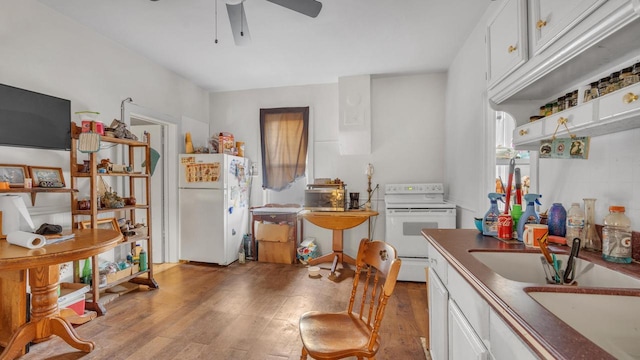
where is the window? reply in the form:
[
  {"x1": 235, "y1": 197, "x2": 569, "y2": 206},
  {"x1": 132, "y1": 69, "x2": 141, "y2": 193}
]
[{"x1": 260, "y1": 107, "x2": 309, "y2": 191}]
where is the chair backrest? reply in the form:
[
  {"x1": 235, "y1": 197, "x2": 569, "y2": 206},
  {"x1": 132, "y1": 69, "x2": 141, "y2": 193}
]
[{"x1": 347, "y1": 238, "x2": 401, "y2": 350}]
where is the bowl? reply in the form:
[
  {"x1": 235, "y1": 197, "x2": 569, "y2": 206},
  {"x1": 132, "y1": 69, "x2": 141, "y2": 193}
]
[
  {"x1": 474, "y1": 217, "x2": 483, "y2": 232},
  {"x1": 308, "y1": 266, "x2": 320, "y2": 277}
]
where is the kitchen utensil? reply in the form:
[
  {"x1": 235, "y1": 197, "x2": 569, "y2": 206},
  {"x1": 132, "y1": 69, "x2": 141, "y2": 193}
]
[
  {"x1": 514, "y1": 167, "x2": 522, "y2": 205},
  {"x1": 540, "y1": 256, "x2": 552, "y2": 282},
  {"x1": 552, "y1": 253, "x2": 561, "y2": 283},
  {"x1": 563, "y1": 238, "x2": 581, "y2": 283},
  {"x1": 503, "y1": 158, "x2": 516, "y2": 214},
  {"x1": 538, "y1": 231, "x2": 553, "y2": 264}
]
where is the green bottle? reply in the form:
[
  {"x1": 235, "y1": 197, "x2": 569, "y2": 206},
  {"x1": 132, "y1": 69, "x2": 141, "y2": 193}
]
[
  {"x1": 82, "y1": 258, "x2": 91, "y2": 284},
  {"x1": 139, "y1": 249, "x2": 148, "y2": 272}
]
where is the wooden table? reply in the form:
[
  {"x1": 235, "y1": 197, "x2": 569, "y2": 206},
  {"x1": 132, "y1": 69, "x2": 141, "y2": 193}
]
[
  {"x1": 0, "y1": 229, "x2": 123, "y2": 360},
  {"x1": 301, "y1": 210, "x2": 378, "y2": 267}
]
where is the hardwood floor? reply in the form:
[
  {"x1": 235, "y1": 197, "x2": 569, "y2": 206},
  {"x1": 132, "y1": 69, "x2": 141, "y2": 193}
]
[{"x1": 9, "y1": 261, "x2": 428, "y2": 360}]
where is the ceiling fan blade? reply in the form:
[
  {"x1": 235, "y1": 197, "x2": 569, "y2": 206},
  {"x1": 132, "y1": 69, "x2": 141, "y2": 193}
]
[
  {"x1": 226, "y1": 2, "x2": 251, "y2": 45},
  {"x1": 266, "y1": 0, "x2": 322, "y2": 18}
]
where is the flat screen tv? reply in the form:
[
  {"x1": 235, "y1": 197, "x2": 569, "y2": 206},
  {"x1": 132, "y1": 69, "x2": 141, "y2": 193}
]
[{"x1": 0, "y1": 83, "x2": 71, "y2": 151}]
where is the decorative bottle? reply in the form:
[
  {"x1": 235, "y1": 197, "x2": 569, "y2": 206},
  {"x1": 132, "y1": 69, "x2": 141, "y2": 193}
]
[
  {"x1": 82, "y1": 258, "x2": 92, "y2": 284},
  {"x1": 602, "y1": 206, "x2": 632, "y2": 263},
  {"x1": 583, "y1": 198, "x2": 601, "y2": 251},
  {"x1": 547, "y1": 203, "x2": 567, "y2": 237},
  {"x1": 565, "y1": 203, "x2": 584, "y2": 246}
]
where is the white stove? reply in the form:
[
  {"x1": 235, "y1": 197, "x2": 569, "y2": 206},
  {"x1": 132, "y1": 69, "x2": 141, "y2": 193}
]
[{"x1": 385, "y1": 183, "x2": 456, "y2": 282}]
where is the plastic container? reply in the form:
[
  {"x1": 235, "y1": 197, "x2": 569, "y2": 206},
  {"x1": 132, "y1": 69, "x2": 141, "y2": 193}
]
[
  {"x1": 602, "y1": 206, "x2": 632, "y2": 263},
  {"x1": 483, "y1": 193, "x2": 505, "y2": 236},
  {"x1": 547, "y1": 203, "x2": 567, "y2": 237},
  {"x1": 139, "y1": 249, "x2": 148, "y2": 271},
  {"x1": 516, "y1": 194, "x2": 542, "y2": 241},
  {"x1": 565, "y1": 203, "x2": 584, "y2": 246},
  {"x1": 511, "y1": 204, "x2": 522, "y2": 239}
]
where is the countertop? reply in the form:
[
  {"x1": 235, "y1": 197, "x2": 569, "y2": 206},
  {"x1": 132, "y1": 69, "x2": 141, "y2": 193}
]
[{"x1": 422, "y1": 229, "x2": 640, "y2": 360}]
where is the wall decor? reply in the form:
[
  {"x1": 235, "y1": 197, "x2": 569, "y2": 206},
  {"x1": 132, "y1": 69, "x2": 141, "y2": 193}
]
[
  {"x1": 79, "y1": 217, "x2": 121, "y2": 233},
  {"x1": 29, "y1": 166, "x2": 65, "y2": 187},
  {"x1": 539, "y1": 136, "x2": 590, "y2": 159},
  {"x1": 0, "y1": 164, "x2": 29, "y2": 187}
]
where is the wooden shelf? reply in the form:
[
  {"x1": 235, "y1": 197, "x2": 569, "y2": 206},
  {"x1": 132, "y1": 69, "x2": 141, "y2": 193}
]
[{"x1": 0, "y1": 187, "x2": 77, "y2": 206}]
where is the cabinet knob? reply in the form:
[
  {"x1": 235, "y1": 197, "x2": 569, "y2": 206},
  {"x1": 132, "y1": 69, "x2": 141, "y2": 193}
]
[
  {"x1": 508, "y1": 45, "x2": 517, "y2": 53},
  {"x1": 623, "y1": 92, "x2": 639, "y2": 104},
  {"x1": 519, "y1": 129, "x2": 529, "y2": 136},
  {"x1": 536, "y1": 20, "x2": 547, "y2": 29}
]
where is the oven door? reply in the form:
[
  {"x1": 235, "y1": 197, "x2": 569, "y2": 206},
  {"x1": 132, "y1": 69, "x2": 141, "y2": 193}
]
[{"x1": 385, "y1": 208, "x2": 456, "y2": 257}]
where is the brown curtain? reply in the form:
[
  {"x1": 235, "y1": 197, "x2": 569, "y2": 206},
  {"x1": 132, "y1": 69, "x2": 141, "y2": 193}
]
[{"x1": 260, "y1": 107, "x2": 309, "y2": 191}]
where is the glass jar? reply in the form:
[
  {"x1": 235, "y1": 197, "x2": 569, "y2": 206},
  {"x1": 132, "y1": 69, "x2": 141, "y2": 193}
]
[
  {"x1": 620, "y1": 67, "x2": 633, "y2": 88},
  {"x1": 564, "y1": 93, "x2": 573, "y2": 109},
  {"x1": 571, "y1": 90, "x2": 579, "y2": 107},
  {"x1": 602, "y1": 206, "x2": 632, "y2": 263},
  {"x1": 606, "y1": 72, "x2": 620, "y2": 94},
  {"x1": 551, "y1": 101, "x2": 559, "y2": 114},
  {"x1": 547, "y1": 203, "x2": 567, "y2": 237},
  {"x1": 544, "y1": 103, "x2": 553, "y2": 117},
  {"x1": 557, "y1": 96, "x2": 565, "y2": 112},
  {"x1": 539, "y1": 105, "x2": 546, "y2": 117},
  {"x1": 598, "y1": 77, "x2": 611, "y2": 96},
  {"x1": 629, "y1": 62, "x2": 640, "y2": 86},
  {"x1": 584, "y1": 82, "x2": 599, "y2": 102},
  {"x1": 583, "y1": 198, "x2": 601, "y2": 251}
]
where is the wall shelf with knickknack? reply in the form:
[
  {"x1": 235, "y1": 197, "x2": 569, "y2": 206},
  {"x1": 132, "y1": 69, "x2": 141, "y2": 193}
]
[
  {"x1": 69, "y1": 122, "x2": 158, "y2": 316},
  {"x1": 485, "y1": 0, "x2": 640, "y2": 150}
]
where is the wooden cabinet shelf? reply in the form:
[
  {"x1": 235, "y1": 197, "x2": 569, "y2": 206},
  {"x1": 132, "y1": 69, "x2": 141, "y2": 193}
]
[{"x1": 70, "y1": 121, "x2": 158, "y2": 316}]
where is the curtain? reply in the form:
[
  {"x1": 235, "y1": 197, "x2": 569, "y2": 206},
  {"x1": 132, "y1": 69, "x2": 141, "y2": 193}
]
[{"x1": 260, "y1": 107, "x2": 309, "y2": 191}]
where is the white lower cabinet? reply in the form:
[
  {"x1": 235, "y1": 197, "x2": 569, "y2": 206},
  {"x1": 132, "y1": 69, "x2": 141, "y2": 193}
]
[
  {"x1": 427, "y1": 243, "x2": 540, "y2": 360},
  {"x1": 489, "y1": 308, "x2": 538, "y2": 360},
  {"x1": 449, "y1": 300, "x2": 489, "y2": 360},
  {"x1": 429, "y1": 268, "x2": 449, "y2": 360}
]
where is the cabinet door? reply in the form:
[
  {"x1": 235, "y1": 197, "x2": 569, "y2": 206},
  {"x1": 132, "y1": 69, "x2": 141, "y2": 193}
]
[
  {"x1": 529, "y1": 0, "x2": 605, "y2": 55},
  {"x1": 489, "y1": 308, "x2": 538, "y2": 360},
  {"x1": 486, "y1": 0, "x2": 527, "y2": 87},
  {"x1": 428, "y1": 269, "x2": 449, "y2": 360},
  {"x1": 448, "y1": 300, "x2": 489, "y2": 360}
]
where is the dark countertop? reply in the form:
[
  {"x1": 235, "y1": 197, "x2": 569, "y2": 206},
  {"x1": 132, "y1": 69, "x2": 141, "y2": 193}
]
[{"x1": 422, "y1": 229, "x2": 640, "y2": 360}]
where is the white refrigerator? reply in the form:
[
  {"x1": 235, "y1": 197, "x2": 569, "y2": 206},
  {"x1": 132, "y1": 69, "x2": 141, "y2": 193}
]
[{"x1": 179, "y1": 153, "x2": 250, "y2": 265}]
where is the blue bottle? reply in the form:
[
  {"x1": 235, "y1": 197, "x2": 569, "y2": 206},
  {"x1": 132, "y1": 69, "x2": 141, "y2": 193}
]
[
  {"x1": 517, "y1": 193, "x2": 542, "y2": 241},
  {"x1": 483, "y1": 193, "x2": 505, "y2": 236}
]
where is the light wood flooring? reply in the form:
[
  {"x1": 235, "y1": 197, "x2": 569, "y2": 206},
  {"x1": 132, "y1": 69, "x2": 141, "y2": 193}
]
[{"x1": 10, "y1": 261, "x2": 428, "y2": 360}]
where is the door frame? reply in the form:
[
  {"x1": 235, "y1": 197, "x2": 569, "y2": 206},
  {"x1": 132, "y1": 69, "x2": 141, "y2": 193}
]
[{"x1": 122, "y1": 102, "x2": 180, "y2": 263}]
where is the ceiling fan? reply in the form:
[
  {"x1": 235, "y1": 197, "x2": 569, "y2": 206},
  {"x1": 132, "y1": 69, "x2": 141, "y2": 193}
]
[{"x1": 223, "y1": 0, "x2": 322, "y2": 45}]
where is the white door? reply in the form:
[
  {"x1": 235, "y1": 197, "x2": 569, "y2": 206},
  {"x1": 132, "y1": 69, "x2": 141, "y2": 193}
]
[
  {"x1": 448, "y1": 300, "x2": 489, "y2": 360},
  {"x1": 429, "y1": 269, "x2": 449, "y2": 360},
  {"x1": 132, "y1": 124, "x2": 166, "y2": 262}
]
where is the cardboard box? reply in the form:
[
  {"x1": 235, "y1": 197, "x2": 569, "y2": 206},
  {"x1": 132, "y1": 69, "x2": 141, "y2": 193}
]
[
  {"x1": 258, "y1": 240, "x2": 296, "y2": 264},
  {"x1": 105, "y1": 264, "x2": 139, "y2": 283},
  {"x1": 255, "y1": 223, "x2": 290, "y2": 243}
]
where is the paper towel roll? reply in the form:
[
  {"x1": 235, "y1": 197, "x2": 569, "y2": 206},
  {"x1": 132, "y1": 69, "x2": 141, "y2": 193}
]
[{"x1": 7, "y1": 231, "x2": 46, "y2": 249}]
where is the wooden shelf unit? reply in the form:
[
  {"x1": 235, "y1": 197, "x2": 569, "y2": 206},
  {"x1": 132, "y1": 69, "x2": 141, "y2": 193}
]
[{"x1": 70, "y1": 122, "x2": 158, "y2": 316}]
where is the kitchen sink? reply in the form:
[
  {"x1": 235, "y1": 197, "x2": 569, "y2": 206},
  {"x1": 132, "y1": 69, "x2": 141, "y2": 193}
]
[
  {"x1": 469, "y1": 251, "x2": 640, "y2": 288},
  {"x1": 528, "y1": 291, "x2": 640, "y2": 359}
]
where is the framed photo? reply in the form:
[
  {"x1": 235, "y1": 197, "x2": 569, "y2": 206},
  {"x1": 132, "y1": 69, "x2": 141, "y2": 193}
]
[
  {"x1": 29, "y1": 166, "x2": 65, "y2": 187},
  {"x1": 0, "y1": 164, "x2": 29, "y2": 187},
  {"x1": 79, "y1": 217, "x2": 121, "y2": 234}
]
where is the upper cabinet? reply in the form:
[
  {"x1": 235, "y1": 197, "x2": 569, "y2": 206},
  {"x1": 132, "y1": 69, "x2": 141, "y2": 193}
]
[
  {"x1": 529, "y1": 0, "x2": 606, "y2": 56},
  {"x1": 486, "y1": 0, "x2": 528, "y2": 88},
  {"x1": 486, "y1": 0, "x2": 640, "y2": 148}
]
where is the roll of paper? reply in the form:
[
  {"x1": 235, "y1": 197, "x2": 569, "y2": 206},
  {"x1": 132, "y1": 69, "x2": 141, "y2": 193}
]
[{"x1": 7, "y1": 231, "x2": 46, "y2": 249}]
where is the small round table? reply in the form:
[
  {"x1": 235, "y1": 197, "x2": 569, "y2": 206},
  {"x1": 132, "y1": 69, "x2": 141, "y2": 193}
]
[{"x1": 0, "y1": 229, "x2": 123, "y2": 360}]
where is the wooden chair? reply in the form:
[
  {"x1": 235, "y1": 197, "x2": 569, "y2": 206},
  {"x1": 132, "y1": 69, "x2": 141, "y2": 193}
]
[{"x1": 298, "y1": 238, "x2": 401, "y2": 360}]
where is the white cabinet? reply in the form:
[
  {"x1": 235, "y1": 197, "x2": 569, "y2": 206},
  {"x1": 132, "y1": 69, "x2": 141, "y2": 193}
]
[
  {"x1": 529, "y1": 0, "x2": 606, "y2": 55},
  {"x1": 428, "y1": 256, "x2": 448, "y2": 360},
  {"x1": 489, "y1": 308, "x2": 538, "y2": 360},
  {"x1": 599, "y1": 82, "x2": 640, "y2": 121},
  {"x1": 486, "y1": 0, "x2": 528, "y2": 87},
  {"x1": 448, "y1": 300, "x2": 489, "y2": 360}
]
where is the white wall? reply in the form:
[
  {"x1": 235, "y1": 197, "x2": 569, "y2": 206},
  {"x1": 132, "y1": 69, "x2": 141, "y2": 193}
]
[
  {"x1": 210, "y1": 73, "x2": 447, "y2": 258},
  {"x1": 0, "y1": 0, "x2": 209, "y2": 271}
]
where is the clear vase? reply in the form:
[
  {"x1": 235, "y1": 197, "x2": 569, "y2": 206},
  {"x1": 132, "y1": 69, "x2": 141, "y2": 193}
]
[{"x1": 583, "y1": 198, "x2": 601, "y2": 251}]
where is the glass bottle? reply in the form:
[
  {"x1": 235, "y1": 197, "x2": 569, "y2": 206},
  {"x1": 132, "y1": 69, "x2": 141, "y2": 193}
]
[
  {"x1": 602, "y1": 206, "x2": 632, "y2": 263},
  {"x1": 620, "y1": 67, "x2": 633, "y2": 88},
  {"x1": 557, "y1": 96, "x2": 565, "y2": 112},
  {"x1": 571, "y1": 90, "x2": 579, "y2": 107},
  {"x1": 583, "y1": 198, "x2": 601, "y2": 251},
  {"x1": 606, "y1": 72, "x2": 620, "y2": 94},
  {"x1": 564, "y1": 93, "x2": 573, "y2": 109},
  {"x1": 82, "y1": 257, "x2": 92, "y2": 284},
  {"x1": 584, "y1": 82, "x2": 599, "y2": 102},
  {"x1": 598, "y1": 77, "x2": 610, "y2": 96}
]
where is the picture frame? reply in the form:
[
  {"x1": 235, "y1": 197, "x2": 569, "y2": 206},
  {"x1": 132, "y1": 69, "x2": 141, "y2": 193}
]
[
  {"x1": 29, "y1": 166, "x2": 65, "y2": 187},
  {"x1": 79, "y1": 217, "x2": 121, "y2": 234},
  {"x1": 0, "y1": 164, "x2": 29, "y2": 187}
]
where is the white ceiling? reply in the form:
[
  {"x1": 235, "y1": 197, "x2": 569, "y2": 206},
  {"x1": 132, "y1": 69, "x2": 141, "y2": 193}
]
[{"x1": 37, "y1": 0, "x2": 491, "y2": 93}]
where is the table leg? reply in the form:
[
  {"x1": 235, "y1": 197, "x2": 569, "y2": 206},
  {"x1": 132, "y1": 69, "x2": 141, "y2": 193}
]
[
  {"x1": 0, "y1": 265, "x2": 95, "y2": 360},
  {"x1": 307, "y1": 229, "x2": 356, "y2": 266}
]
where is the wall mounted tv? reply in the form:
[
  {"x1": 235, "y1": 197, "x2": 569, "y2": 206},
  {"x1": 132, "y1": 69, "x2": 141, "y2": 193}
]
[{"x1": 0, "y1": 83, "x2": 71, "y2": 151}]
